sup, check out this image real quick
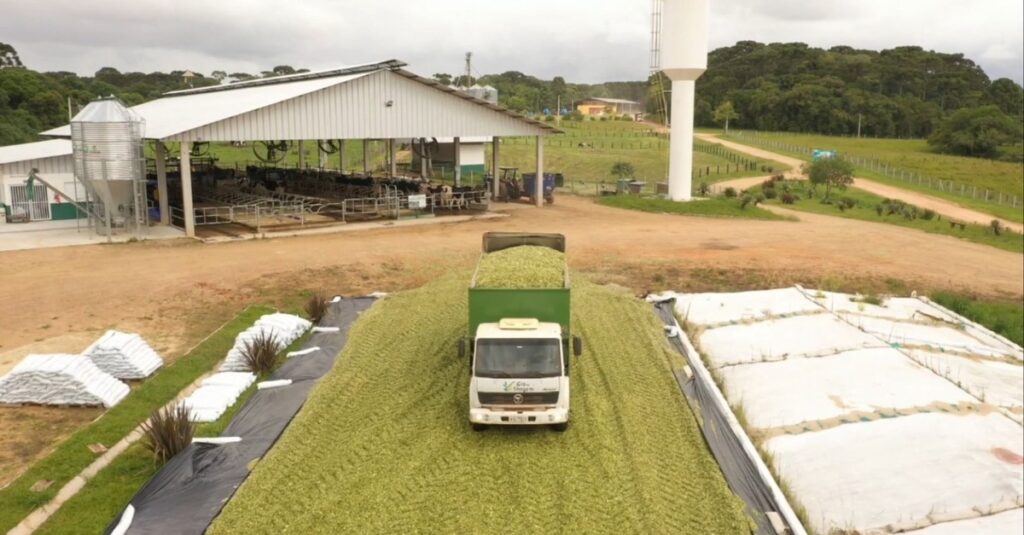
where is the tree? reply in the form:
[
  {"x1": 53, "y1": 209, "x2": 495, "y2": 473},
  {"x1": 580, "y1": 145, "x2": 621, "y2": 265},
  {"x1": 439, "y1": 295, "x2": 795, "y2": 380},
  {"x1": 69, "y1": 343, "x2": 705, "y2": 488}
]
[
  {"x1": 210, "y1": 70, "x2": 227, "y2": 82},
  {"x1": 271, "y1": 65, "x2": 296, "y2": 76},
  {"x1": 804, "y1": 158, "x2": 854, "y2": 200},
  {"x1": 432, "y1": 73, "x2": 452, "y2": 85},
  {"x1": 927, "y1": 105, "x2": 1022, "y2": 158},
  {"x1": 986, "y1": 78, "x2": 1024, "y2": 118},
  {"x1": 713, "y1": 100, "x2": 739, "y2": 133},
  {"x1": 0, "y1": 42, "x2": 22, "y2": 69},
  {"x1": 610, "y1": 161, "x2": 635, "y2": 180}
]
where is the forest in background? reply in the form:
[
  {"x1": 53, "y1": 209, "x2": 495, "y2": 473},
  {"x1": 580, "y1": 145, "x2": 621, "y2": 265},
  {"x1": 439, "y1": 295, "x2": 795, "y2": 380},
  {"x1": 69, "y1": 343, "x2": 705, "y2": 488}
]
[{"x1": 2, "y1": 40, "x2": 1021, "y2": 158}]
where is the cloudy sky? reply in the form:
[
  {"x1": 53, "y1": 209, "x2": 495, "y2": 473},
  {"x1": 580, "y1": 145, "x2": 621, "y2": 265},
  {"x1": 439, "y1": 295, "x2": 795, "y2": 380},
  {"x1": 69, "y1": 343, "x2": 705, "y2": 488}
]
[{"x1": 2, "y1": 0, "x2": 1021, "y2": 83}]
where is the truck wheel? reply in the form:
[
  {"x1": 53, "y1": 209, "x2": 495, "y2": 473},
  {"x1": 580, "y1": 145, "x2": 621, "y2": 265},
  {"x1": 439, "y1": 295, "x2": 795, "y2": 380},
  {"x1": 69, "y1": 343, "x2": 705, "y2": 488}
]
[
  {"x1": 551, "y1": 422, "x2": 569, "y2": 432},
  {"x1": 471, "y1": 423, "x2": 488, "y2": 432}
]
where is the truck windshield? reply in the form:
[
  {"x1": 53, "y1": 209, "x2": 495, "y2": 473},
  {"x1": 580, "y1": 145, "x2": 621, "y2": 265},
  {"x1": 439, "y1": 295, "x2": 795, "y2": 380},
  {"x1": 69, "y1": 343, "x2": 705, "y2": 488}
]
[{"x1": 475, "y1": 339, "x2": 561, "y2": 378}]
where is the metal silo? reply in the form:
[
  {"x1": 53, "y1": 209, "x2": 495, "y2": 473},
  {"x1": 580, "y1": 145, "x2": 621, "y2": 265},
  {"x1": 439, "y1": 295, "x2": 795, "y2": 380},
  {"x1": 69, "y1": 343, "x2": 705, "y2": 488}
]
[{"x1": 71, "y1": 97, "x2": 147, "y2": 239}]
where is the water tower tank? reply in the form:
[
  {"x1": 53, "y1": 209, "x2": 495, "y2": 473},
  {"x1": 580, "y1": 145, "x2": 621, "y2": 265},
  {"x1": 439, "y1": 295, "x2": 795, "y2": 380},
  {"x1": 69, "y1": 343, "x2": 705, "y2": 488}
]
[
  {"x1": 71, "y1": 97, "x2": 146, "y2": 228},
  {"x1": 660, "y1": 0, "x2": 709, "y2": 201}
]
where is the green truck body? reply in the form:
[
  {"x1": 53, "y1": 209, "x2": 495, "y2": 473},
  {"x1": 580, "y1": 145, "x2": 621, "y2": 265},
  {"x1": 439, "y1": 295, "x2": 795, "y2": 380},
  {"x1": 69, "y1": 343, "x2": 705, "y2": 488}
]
[{"x1": 468, "y1": 232, "x2": 571, "y2": 339}]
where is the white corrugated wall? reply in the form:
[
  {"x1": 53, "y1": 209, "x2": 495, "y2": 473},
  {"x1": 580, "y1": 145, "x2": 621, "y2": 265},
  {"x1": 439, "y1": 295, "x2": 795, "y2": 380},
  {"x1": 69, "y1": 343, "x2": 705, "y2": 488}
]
[{"x1": 168, "y1": 71, "x2": 551, "y2": 142}]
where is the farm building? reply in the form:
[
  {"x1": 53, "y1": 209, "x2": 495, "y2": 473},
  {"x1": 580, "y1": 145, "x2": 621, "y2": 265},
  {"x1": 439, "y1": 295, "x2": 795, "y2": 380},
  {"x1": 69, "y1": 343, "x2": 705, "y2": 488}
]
[
  {"x1": 39, "y1": 60, "x2": 560, "y2": 238},
  {"x1": 575, "y1": 97, "x2": 643, "y2": 118},
  {"x1": 0, "y1": 139, "x2": 85, "y2": 223},
  {"x1": 409, "y1": 136, "x2": 489, "y2": 181}
]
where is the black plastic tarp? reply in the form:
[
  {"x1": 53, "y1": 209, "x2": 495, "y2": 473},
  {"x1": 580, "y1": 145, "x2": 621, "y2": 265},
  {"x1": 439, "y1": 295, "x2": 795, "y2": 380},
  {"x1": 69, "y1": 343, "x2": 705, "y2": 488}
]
[
  {"x1": 654, "y1": 300, "x2": 791, "y2": 535},
  {"x1": 106, "y1": 298, "x2": 374, "y2": 535}
]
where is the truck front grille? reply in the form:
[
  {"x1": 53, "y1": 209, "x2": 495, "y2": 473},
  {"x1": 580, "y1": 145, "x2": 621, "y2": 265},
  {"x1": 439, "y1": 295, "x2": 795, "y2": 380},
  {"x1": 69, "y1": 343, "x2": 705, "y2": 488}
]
[{"x1": 478, "y1": 391, "x2": 559, "y2": 406}]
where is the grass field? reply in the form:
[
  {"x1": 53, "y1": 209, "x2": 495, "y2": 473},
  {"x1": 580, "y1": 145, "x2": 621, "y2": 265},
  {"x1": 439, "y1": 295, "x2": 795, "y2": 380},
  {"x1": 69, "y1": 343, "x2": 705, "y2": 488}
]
[
  {"x1": 0, "y1": 305, "x2": 275, "y2": 533},
  {"x1": 209, "y1": 272, "x2": 752, "y2": 533},
  {"x1": 724, "y1": 131, "x2": 1024, "y2": 223},
  {"x1": 931, "y1": 292, "x2": 1024, "y2": 347},
  {"x1": 598, "y1": 194, "x2": 793, "y2": 221},
  {"x1": 745, "y1": 180, "x2": 1023, "y2": 253},
  {"x1": 32, "y1": 322, "x2": 313, "y2": 535}
]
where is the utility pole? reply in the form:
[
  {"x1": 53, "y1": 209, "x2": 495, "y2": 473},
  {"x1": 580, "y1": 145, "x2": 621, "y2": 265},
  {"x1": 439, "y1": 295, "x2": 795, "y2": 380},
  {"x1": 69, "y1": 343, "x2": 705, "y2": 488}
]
[{"x1": 462, "y1": 52, "x2": 473, "y2": 88}]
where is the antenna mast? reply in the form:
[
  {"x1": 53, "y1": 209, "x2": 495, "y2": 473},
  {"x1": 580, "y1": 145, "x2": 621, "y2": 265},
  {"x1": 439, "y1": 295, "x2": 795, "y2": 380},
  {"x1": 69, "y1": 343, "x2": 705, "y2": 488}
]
[{"x1": 462, "y1": 52, "x2": 473, "y2": 88}]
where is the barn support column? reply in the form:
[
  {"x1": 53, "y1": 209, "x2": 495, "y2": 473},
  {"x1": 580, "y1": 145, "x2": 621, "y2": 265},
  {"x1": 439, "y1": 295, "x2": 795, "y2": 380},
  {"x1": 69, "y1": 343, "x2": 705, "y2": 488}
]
[
  {"x1": 454, "y1": 137, "x2": 462, "y2": 186},
  {"x1": 338, "y1": 140, "x2": 347, "y2": 172},
  {"x1": 362, "y1": 139, "x2": 370, "y2": 174},
  {"x1": 389, "y1": 139, "x2": 397, "y2": 177},
  {"x1": 419, "y1": 138, "x2": 428, "y2": 177},
  {"x1": 297, "y1": 140, "x2": 305, "y2": 169},
  {"x1": 155, "y1": 141, "x2": 169, "y2": 225},
  {"x1": 318, "y1": 141, "x2": 327, "y2": 169},
  {"x1": 180, "y1": 142, "x2": 195, "y2": 237},
  {"x1": 534, "y1": 136, "x2": 544, "y2": 207},
  {"x1": 491, "y1": 136, "x2": 500, "y2": 199}
]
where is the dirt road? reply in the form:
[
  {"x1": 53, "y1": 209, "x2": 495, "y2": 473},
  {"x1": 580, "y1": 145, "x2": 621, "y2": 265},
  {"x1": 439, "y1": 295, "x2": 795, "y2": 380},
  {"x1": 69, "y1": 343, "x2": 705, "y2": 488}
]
[{"x1": 697, "y1": 133, "x2": 1024, "y2": 233}]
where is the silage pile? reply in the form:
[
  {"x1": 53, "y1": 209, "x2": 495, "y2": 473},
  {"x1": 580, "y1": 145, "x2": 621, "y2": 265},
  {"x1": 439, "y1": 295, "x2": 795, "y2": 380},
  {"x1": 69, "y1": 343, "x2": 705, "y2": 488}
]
[
  {"x1": 210, "y1": 255, "x2": 750, "y2": 533},
  {"x1": 474, "y1": 245, "x2": 565, "y2": 289}
]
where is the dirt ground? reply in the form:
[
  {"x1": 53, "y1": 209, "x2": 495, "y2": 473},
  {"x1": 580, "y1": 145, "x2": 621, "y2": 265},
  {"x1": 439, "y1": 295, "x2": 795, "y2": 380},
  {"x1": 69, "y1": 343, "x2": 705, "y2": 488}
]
[
  {"x1": 1, "y1": 195, "x2": 1022, "y2": 486},
  {"x1": 699, "y1": 133, "x2": 1024, "y2": 232}
]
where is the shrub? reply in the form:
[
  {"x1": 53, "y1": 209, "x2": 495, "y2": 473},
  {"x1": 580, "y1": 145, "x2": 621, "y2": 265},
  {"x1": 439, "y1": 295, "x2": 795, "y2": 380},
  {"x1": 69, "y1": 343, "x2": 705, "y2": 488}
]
[
  {"x1": 142, "y1": 405, "x2": 195, "y2": 464},
  {"x1": 242, "y1": 331, "x2": 281, "y2": 376},
  {"x1": 723, "y1": 187, "x2": 737, "y2": 198},
  {"x1": 697, "y1": 182, "x2": 710, "y2": 196},
  {"x1": 781, "y1": 192, "x2": 797, "y2": 204},
  {"x1": 739, "y1": 194, "x2": 755, "y2": 209},
  {"x1": 755, "y1": 193, "x2": 766, "y2": 204},
  {"x1": 305, "y1": 290, "x2": 329, "y2": 324},
  {"x1": 991, "y1": 219, "x2": 1002, "y2": 235},
  {"x1": 838, "y1": 197, "x2": 857, "y2": 210},
  {"x1": 763, "y1": 188, "x2": 778, "y2": 199},
  {"x1": 771, "y1": 173, "x2": 785, "y2": 182},
  {"x1": 875, "y1": 204, "x2": 884, "y2": 216},
  {"x1": 544, "y1": 115, "x2": 555, "y2": 122},
  {"x1": 921, "y1": 209, "x2": 936, "y2": 220}
]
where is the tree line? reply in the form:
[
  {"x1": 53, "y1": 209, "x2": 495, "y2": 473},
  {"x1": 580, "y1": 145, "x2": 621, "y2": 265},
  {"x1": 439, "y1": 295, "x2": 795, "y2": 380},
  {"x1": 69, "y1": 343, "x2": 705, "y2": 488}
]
[{"x1": 651, "y1": 41, "x2": 1022, "y2": 158}]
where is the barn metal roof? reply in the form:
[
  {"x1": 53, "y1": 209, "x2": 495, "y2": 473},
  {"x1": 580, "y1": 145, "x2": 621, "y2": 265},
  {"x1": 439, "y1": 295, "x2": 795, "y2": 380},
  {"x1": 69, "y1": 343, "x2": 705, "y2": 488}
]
[
  {"x1": 0, "y1": 139, "x2": 72, "y2": 166},
  {"x1": 41, "y1": 60, "x2": 559, "y2": 142}
]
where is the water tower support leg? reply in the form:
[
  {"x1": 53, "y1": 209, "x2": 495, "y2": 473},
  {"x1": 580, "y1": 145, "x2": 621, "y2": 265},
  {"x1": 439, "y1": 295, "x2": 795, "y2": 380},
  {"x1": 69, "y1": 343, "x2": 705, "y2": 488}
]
[{"x1": 668, "y1": 79, "x2": 695, "y2": 201}]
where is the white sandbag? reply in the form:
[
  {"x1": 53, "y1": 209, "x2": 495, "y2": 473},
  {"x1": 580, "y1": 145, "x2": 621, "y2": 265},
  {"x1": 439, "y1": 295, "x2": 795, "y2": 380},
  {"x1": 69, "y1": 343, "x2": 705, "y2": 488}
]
[
  {"x1": 0, "y1": 354, "x2": 130, "y2": 408},
  {"x1": 219, "y1": 313, "x2": 311, "y2": 372},
  {"x1": 83, "y1": 330, "x2": 164, "y2": 379},
  {"x1": 180, "y1": 372, "x2": 254, "y2": 422},
  {"x1": 286, "y1": 347, "x2": 319, "y2": 358}
]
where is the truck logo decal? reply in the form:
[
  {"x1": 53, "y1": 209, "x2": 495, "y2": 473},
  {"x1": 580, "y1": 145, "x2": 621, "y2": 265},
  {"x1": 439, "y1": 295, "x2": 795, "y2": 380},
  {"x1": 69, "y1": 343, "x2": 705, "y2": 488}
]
[
  {"x1": 512, "y1": 393, "x2": 524, "y2": 404},
  {"x1": 502, "y1": 380, "x2": 536, "y2": 392}
]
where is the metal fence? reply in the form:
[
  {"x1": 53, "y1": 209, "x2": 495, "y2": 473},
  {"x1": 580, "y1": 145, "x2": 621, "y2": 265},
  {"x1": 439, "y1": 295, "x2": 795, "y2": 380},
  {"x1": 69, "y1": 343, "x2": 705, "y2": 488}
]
[{"x1": 730, "y1": 131, "x2": 1022, "y2": 209}]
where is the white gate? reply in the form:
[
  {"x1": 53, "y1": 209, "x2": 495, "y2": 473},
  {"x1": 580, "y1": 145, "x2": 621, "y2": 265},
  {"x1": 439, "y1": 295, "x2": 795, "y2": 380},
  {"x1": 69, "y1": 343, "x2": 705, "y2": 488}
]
[{"x1": 9, "y1": 183, "x2": 51, "y2": 221}]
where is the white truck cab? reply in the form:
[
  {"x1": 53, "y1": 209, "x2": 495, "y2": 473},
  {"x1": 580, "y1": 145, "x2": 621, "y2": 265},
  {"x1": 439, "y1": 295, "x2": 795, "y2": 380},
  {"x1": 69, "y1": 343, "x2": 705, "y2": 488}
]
[{"x1": 466, "y1": 318, "x2": 572, "y2": 432}]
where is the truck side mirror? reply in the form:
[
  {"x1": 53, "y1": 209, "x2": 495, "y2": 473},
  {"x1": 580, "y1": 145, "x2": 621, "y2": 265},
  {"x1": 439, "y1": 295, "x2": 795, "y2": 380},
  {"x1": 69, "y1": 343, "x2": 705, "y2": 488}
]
[
  {"x1": 572, "y1": 336, "x2": 583, "y2": 357},
  {"x1": 458, "y1": 338, "x2": 466, "y2": 359}
]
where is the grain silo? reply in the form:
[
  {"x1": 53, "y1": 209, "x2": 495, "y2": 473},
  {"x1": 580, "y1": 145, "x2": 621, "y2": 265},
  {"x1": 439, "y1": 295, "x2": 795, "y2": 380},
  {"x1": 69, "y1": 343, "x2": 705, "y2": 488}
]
[{"x1": 70, "y1": 97, "x2": 147, "y2": 238}]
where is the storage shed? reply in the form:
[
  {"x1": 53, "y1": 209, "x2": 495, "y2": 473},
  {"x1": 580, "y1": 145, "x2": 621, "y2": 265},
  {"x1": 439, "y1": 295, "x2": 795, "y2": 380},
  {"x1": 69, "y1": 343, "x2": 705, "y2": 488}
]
[{"x1": 0, "y1": 139, "x2": 84, "y2": 223}]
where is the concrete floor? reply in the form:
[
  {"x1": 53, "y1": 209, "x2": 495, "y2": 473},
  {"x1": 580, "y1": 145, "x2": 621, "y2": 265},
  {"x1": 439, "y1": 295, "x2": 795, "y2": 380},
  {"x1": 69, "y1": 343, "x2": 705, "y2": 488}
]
[{"x1": 0, "y1": 220, "x2": 185, "y2": 252}]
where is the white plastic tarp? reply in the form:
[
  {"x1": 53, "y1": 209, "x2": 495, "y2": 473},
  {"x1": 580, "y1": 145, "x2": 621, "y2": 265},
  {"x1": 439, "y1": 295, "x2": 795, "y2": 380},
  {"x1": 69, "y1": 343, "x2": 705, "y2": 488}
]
[
  {"x1": 845, "y1": 315, "x2": 1017, "y2": 357},
  {"x1": 719, "y1": 348, "x2": 976, "y2": 429},
  {"x1": 807, "y1": 291, "x2": 956, "y2": 322},
  {"x1": 907, "y1": 507, "x2": 1023, "y2": 535},
  {"x1": 697, "y1": 314, "x2": 883, "y2": 368},
  {"x1": 766, "y1": 412, "x2": 1024, "y2": 534},
  {"x1": 908, "y1": 349, "x2": 1023, "y2": 410},
  {"x1": 665, "y1": 288, "x2": 821, "y2": 327}
]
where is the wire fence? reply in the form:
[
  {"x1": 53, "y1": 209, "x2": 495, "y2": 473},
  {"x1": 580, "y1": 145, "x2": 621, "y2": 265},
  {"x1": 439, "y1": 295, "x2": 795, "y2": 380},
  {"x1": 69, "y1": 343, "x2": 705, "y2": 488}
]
[{"x1": 730, "y1": 131, "x2": 1022, "y2": 209}]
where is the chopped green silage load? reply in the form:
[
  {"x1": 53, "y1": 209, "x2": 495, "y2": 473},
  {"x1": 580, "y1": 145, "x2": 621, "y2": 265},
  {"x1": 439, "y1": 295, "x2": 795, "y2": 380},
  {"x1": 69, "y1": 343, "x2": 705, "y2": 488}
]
[
  {"x1": 208, "y1": 273, "x2": 751, "y2": 533},
  {"x1": 474, "y1": 245, "x2": 566, "y2": 289}
]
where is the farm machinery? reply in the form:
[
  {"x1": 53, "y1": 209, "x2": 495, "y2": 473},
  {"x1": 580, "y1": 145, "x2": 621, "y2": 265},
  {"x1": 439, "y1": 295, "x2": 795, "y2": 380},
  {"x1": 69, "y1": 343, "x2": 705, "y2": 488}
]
[{"x1": 496, "y1": 167, "x2": 561, "y2": 204}]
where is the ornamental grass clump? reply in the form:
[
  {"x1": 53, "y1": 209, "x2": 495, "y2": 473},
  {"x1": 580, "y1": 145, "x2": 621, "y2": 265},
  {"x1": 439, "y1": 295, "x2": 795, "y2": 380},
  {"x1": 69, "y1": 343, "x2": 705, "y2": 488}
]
[
  {"x1": 474, "y1": 245, "x2": 565, "y2": 289},
  {"x1": 304, "y1": 290, "x2": 329, "y2": 324},
  {"x1": 142, "y1": 405, "x2": 194, "y2": 464},
  {"x1": 241, "y1": 331, "x2": 280, "y2": 376}
]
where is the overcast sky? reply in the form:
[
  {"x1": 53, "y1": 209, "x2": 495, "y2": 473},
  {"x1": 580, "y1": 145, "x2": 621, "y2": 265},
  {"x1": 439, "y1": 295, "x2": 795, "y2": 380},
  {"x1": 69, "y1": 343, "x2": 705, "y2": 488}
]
[{"x1": 2, "y1": 0, "x2": 1021, "y2": 84}]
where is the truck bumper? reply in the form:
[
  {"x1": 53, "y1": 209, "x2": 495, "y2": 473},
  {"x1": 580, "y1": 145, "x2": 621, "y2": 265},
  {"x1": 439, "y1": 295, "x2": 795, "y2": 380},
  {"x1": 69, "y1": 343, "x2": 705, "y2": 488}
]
[{"x1": 469, "y1": 407, "x2": 568, "y2": 426}]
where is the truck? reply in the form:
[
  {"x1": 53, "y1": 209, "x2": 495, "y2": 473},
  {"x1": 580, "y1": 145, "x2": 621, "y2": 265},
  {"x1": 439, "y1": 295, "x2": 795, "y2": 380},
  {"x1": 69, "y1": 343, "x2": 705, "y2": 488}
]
[{"x1": 458, "y1": 232, "x2": 582, "y2": 432}]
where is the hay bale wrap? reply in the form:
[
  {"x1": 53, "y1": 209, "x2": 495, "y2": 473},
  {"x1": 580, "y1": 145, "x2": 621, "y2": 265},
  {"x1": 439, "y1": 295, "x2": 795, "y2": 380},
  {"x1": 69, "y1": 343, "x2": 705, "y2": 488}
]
[{"x1": 473, "y1": 245, "x2": 567, "y2": 289}]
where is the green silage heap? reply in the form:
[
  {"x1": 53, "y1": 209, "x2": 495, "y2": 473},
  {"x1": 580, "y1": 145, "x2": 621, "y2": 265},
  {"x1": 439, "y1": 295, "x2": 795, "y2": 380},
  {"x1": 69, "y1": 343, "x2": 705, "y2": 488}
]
[{"x1": 474, "y1": 245, "x2": 566, "y2": 289}]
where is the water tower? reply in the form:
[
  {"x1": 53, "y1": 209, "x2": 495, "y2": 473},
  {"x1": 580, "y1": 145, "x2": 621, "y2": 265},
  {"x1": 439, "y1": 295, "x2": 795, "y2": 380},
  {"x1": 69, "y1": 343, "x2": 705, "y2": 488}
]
[
  {"x1": 661, "y1": 0, "x2": 708, "y2": 201},
  {"x1": 71, "y1": 97, "x2": 147, "y2": 239}
]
